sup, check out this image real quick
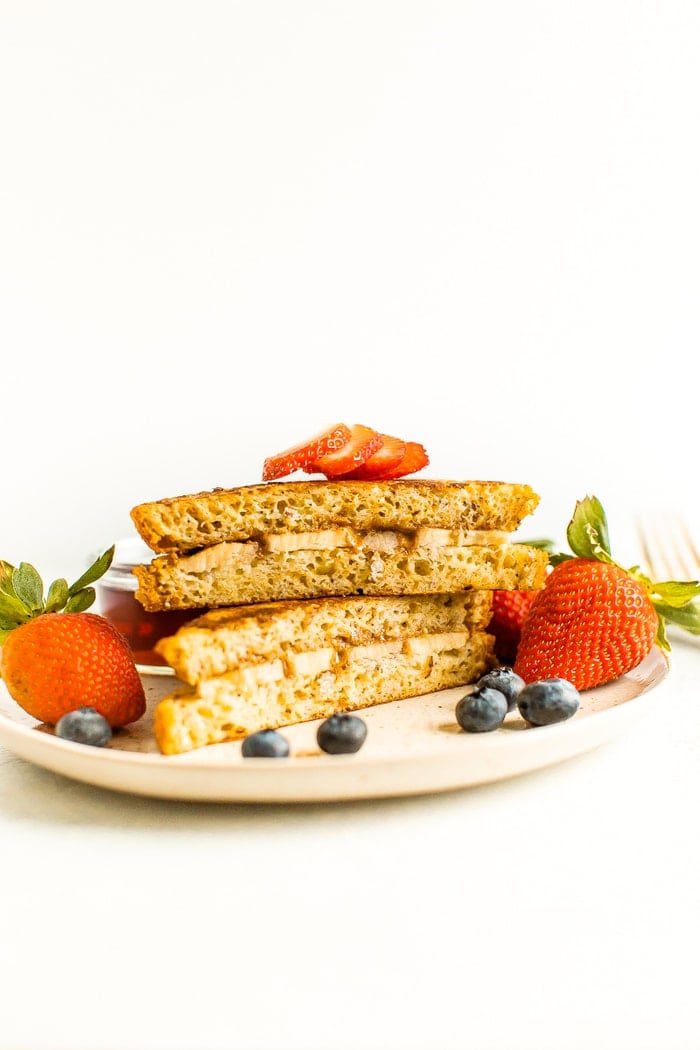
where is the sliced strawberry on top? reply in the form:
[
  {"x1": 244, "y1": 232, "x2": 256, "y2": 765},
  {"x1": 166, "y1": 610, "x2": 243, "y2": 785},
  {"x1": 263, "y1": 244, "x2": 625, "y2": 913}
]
[
  {"x1": 305, "y1": 423, "x2": 383, "y2": 478},
  {"x1": 262, "y1": 424, "x2": 352, "y2": 481},
  {"x1": 367, "y1": 440, "x2": 429, "y2": 480},
  {"x1": 338, "y1": 434, "x2": 407, "y2": 479}
]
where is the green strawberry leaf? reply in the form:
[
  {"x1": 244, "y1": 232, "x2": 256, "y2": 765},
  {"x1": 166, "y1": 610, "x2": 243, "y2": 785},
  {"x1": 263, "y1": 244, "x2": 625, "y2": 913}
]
[
  {"x1": 0, "y1": 577, "x2": 18, "y2": 602},
  {"x1": 548, "y1": 552, "x2": 574, "y2": 567},
  {"x1": 650, "y1": 580, "x2": 700, "y2": 607},
  {"x1": 0, "y1": 545, "x2": 114, "y2": 636},
  {"x1": 11, "y1": 563, "x2": 44, "y2": 613},
  {"x1": 566, "y1": 496, "x2": 613, "y2": 561},
  {"x1": 65, "y1": 587, "x2": 96, "y2": 613},
  {"x1": 45, "y1": 578, "x2": 70, "y2": 613},
  {"x1": 653, "y1": 598, "x2": 700, "y2": 636},
  {"x1": 655, "y1": 614, "x2": 671, "y2": 651},
  {"x1": 0, "y1": 592, "x2": 32, "y2": 625},
  {"x1": 0, "y1": 560, "x2": 15, "y2": 592},
  {"x1": 67, "y1": 546, "x2": 114, "y2": 598}
]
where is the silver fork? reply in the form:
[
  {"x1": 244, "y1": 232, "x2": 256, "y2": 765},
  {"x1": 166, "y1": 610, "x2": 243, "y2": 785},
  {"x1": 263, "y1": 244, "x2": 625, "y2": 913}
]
[{"x1": 636, "y1": 514, "x2": 700, "y2": 583}]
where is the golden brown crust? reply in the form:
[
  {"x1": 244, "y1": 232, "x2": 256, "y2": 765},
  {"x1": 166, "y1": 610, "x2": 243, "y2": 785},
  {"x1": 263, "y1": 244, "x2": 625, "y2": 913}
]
[
  {"x1": 156, "y1": 592, "x2": 493, "y2": 685},
  {"x1": 134, "y1": 542, "x2": 548, "y2": 612},
  {"x1": 131, "y1": 479, "x2": 540, "y2": 553},
  {"x1": 153, "y1": 631, "x2": 497, "y2": 754}
]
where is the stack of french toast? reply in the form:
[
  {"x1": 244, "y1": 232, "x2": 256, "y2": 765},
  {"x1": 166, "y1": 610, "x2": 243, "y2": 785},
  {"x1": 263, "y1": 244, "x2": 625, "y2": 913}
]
[{"x1": 130, "y1": 473, "x2": 547, "y2": 755}]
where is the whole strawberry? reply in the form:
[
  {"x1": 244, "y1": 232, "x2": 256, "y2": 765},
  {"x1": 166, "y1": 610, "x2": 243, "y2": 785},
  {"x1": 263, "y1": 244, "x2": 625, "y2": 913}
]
[
  {"x1": 1, "y1": 613, "x2": 146, "y2": 726},
  {"x1": 488, "y1": 589, "x2": 539, "y2": 666},
  {"x1": 514, "y1": 560, "x2": 658, "y2": 689},
  {"x1": 514, "y1": 497, "x2": 700, "y2": 690},
  {"x1": 0, "y1": 549, "x2": 146, "y2": 727}
]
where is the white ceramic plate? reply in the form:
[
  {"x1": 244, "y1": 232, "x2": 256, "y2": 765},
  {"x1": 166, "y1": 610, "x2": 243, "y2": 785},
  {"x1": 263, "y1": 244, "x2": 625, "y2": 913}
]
[{"x1": 0, "y1": 648, "x2": 668, "y2": 803}]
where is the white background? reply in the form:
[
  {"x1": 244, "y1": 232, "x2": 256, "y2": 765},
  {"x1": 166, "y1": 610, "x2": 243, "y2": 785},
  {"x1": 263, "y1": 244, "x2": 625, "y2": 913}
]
[
  {"x1": 2, "y1": 1, "x2": 699, "y2": 579},
  {"x1": 1, "y1": 4, "x2": 699, "y2": 1050}
]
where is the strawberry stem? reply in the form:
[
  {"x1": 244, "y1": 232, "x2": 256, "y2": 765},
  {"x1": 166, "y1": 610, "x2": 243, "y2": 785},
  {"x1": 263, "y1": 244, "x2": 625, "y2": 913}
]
[{"x1": 0, "y1": 545, "x2": 115, "y2": 643}]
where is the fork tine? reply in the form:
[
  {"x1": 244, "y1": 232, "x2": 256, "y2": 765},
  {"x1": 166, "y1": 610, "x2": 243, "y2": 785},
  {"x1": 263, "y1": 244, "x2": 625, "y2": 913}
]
[
  {"x1": 677, "y1": 520, "x2": 700, "y2": 577},
  {"x1": 636, "y1": 515, "x2": 700, "y2": 582},
  {"x1": 636, "y1": 518, "x2": 659, "y2": 577}
]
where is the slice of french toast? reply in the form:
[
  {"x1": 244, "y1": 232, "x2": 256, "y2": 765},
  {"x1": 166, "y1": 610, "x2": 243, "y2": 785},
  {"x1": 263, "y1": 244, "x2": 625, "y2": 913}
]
[
  {"x1": 131, "y1": 479, "x2": 541, "y2": 553},
  {"x1": 155, "y1": 591, "x2": 493, "y2": 684},
  {"x1": 134, "y1": 540, "x2": 548, "y2": 612},
  {"x1": 154, "y1": 630, "x2": 496, "y2": 754}
]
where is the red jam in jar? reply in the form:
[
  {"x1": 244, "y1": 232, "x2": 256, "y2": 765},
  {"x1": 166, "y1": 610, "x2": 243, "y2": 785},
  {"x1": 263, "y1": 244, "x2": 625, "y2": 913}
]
[{"x1": 95, "y1": 537, "x2": 198, "y2": 673}]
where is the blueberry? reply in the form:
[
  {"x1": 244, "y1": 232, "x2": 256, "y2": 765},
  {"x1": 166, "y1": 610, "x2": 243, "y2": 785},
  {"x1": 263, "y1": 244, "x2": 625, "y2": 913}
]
[
  {"x1": 517, "y1": 679, "x2": 580, "y2": 726},
  {"x1": 55, "y1": 706, "x2": 112, "y2": 747},
  {"x1": 455, "y1": 687, "x2": 508, "y2": 733},
  {"x1": 475, "y1": 667, "x2": 526, "y2": 712},
  {"x1": 241, "y1": 729, "x2": 290, "y2": 758},
  {"x1": 317, "y1": 713, "x2": 367, "y2": 754}
]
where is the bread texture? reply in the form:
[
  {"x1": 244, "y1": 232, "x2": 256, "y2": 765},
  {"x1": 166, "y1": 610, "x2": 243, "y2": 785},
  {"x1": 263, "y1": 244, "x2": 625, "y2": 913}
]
[
  {"x1": 156, "y1": 591, "x2": 493, "y2": 685},
  {"x1": 131, "y1": 479, "x2": 540, "y2": 553},
  {"x1": 153, "y1": 631, "x2": 496, "y2": 754},
  {"x1": 135, "y1": 541, "x2": 548, "y2": 612}
]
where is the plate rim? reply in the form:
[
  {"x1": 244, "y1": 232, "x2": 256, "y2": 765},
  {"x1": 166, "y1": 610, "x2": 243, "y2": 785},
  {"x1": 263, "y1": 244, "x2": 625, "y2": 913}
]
[{"x1": 0, "y1": 647, "x2": 670, "y2": 802}]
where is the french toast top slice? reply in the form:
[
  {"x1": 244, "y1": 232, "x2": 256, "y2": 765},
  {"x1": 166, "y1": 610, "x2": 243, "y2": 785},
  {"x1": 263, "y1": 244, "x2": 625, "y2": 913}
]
[{"x1": 131, "y1": 479, "x2": 540, "y2": 553}]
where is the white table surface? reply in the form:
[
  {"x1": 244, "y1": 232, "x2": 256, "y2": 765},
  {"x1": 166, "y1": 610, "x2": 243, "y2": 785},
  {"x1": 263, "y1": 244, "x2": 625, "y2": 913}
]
[
  {"x1": 2, "y1": 3, "x2": 699, "y2": 1048},
  {"x1": 0, "y1": 638, "x2": 698, "y2": 1050}
]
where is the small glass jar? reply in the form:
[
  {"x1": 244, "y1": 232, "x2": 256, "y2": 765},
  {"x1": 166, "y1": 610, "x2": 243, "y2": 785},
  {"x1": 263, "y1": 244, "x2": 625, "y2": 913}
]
[{"x1": 95, "y1": 537, "x2": 198, "y2": 674}]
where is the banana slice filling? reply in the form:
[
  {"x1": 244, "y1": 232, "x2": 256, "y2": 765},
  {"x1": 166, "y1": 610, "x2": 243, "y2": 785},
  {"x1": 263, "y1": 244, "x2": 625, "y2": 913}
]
[{"x1": 180, "y1": 528, "x2": 510, "y2": 574}]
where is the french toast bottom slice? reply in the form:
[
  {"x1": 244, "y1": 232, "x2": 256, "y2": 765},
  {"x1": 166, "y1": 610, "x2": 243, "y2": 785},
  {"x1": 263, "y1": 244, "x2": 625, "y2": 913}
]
[
  {"x1": 156, "y1": 591, "x2": 493, "y2": 685},
  {"x1": 135, "y1": 542, "x2": 548, "y2": 612},
  {"x1": 153, "y1": 632, "x2": 496, "y2": 755}
]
